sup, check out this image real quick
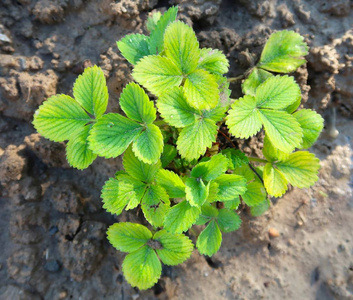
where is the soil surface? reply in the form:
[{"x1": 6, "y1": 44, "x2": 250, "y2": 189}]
[{"x1": 0, "y1": 0, "x2": 353, "y2": 299}]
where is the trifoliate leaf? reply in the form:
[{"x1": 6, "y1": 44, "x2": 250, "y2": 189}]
[
  {"x1": 146, "y1": 11, "x2": 161, "y2": 32},
  {"x1": 157, "y1": 87, "x2": 197, "y2": 128},
  {"x1": 191, "y1": 153, "x2": 228, "y2": 181},
  {"x1": 262, "y1": 135, "x2": 289, "y2": 162},
  {"x1": 184, "y1": 69, "x2": 219, "y2": 110},
  {"x1": 156, "y1": 169, "x2": 185, "y2": 198},
  {"x1": 226, "y1": 95, "x2": 262, "y2": 139},
  {"x1": 164, "y1": 200, "x2": 201, "y2": 233},
  {"x1": 259, "y1": 109, "x2": 303, "y2": 153},
  {"x1": 276, "y1": 151, "x2": 320, "y2": 188},
  {"x1": 242, "y1": 181, "x2": 267, "y2": 206},
  {"x1": 293, "y1": 109, "x2": 324, "y2": 149},
  {"x1": 133, "y1": 55, "x2": 183, "y2": 96},
  {"x1": 221, "y1": 149, "x2": 249, "y2": 170},
  {"x1": 123, "y1": 146, "x2": 161, "y2": 183},
  {"x1": 214, "y1": 174, "x2": 247, "y2": 201},
  {"x1": 177, "y1": 118, "x2": 217, "y2": 161},
  {"x1": 149, "y1": 6, "x2": 178, "y2": 54},
  {"x1": 122, "y1": 246, "x2": 162, "y2": 290},
  {"x1": 88, "y1": 113, "x2": 143, "y2": 158},
  {"x1": 185, "y1": 177, "x2": 209, "y2": 207},
  {"x1": 141, "y1": 185, "x2": 170, "y2": 227},
  {"x1": 250, "y1": 199, "x2": 270, "y2": 217},
  {"x1": 255, "y1": 75, "x2": 301, "y2": 110},
  {"x1": 153, "y1": 230, "x2": 193, "y2": 265},
  {"x1": 66, "y1": 125, "x2": 96, "y2": 170},
  {"x1": 258, "y1": 30, "x2": 309, "y2": 73},
  {"x1": 195, "y1": 203, "x2": 217, "y2": 225},
  {"x1": 198, "y1": 48, "x2": 229, "y2": 75},
  {"x1": 196, "y1": 219, "x2": 222, "y2": 256},
  {"x1": 133, "y1": 124, "x2": 164, "y2": 164},
  {"x1": 217, "y1": 209, "x2": 242, "y2": 232},
  {"x1": 235, "y1": 164, "x2": 255, "y2": 182},
  {"x1": 263, "y1": 163, "x2": 288, "y2": 197},
  {"x1": 33, "y1": 94, "x2": 91, "y2": 142},
  {"x1": 107, "y1": 222, "x2": 151, "y2": 253},
  {"x1": 119, "y1": 82, "x2": 156, "y2": 124},
  {"x1": 160, "y1": 144, "x2": 177, "y2": 168},
  {"x1": 72, "y1": 65, "x2": 108, "y2": 118},
  {"x1": 164, "y1": 21, "x2": 200, "y2": 74},
  {"x1": 224, "y1": 197, "x2": 241, "y2": 210},
  {"x1": 242, "y1": 68, "x2": 273, "y2": 96},
  {"x1": 117, "y1": 34, "x2": 150, "y2": 65}
]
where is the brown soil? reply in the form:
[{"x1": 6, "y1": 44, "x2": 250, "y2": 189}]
[{"x1": 0, "y1": 0, "x2": 352, "y2": 299}]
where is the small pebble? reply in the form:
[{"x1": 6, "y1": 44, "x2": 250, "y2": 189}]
[
  {"x1": 269, "y1": 228, "x2": 280, "y2": 238},
  {"x1": 44, "y1": 259, "x2": 61, "y2": 273},
  {"x1": 49, "y1": 226, "x2": 58, "y2": 235}
]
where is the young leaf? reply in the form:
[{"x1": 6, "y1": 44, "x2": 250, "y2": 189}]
[
  {"x1": 293, "y1": 109, "x2": 324, "y2": 149},
  {"x1": 258, "y1": 30, "x2": 309, "y2": 73},
  {"x1": 107, "y1": 222, "x2": 151, "y2": 253},
  {"x1": 88, "y1": 113, "x2": 143, "y2": 158},
  {"x1": 250, "y1": 199, "x2": 270, "y2": 217},
  {"x1": 214, "y1": 174, "x2": 247, "y2": 201},
  {"x1": 259, "y1": 109, "x2": 303, "y2": 153},
  {"x1": 164, "y1": 200, "x2": 201, "y2": 233},
  {"x1": 146, "y1": 11, "x2": 161, "y2": 32},
  {"x1": 153, "y1": 230, "x2": 193, "y2": 265},
  {"x1": 73, "y1": 65, "x2": 108, "y2": 118},
  {"x1": 185, "y1": 177, "x2": 209, "y2": 207},
  {"x1": 33, "y1": 94, "x2": 91, "y2": 142},
  {"x1": 119, "y1": 82, "x2": 156, "y2": 124},
  {"x1": 160, "y1": 144, "x2": 177, "y2": 168},
  {"x1": 122, "y1": 245, "x2": 162, "y2": 290},
  {"x1": 263, "y1": 163, "x2": 288, "y2": 197},
  {"x1": 117, "y1": 34, "x2": 150, "y2": 65},
  {"x1": 242, "y1": 68, "x2": 273, "y2": 96},
  {"x1": 262, "y1": 135, "x2": 289, "y2": 162},
  {"x1": 197, "y1": 203, "x2": 219, "y2": 225},
  {"x1": 224, "y1": 197, "x2": 241, "y2": 210},
  {"x1": 255, "y1": 75, "x2": 301, "y2": 110},
  {"x1": 226, "y1": 95, "x2": 262, "y2": 139},
  {"x1": 196, "y1": 219, "x2": 222, "y2": 256},
  {"x1": 132, "y1": 123, "x2": 164, "y2": 164},
  {"x1": 123, "y1": 146, "x2": 161, "y2": 183},
  {"x1": 156, "y1": 169, "x2": 186, "y2": 198},
  {"x1": 164, "y1": 21, "x2": 200, "y2": 74},
  {"x1": 157, "y1": 87, "x2": 197, "y2": 128},
  {"x1": 198, "y1": 48, "x2": 229, "y2": 75},
  {"x1": 276, "y1": 151, "x2": 320, "y2": 188},
  {"x1": 221, "y1": 149, "x2": 249, "y2": 170},
  {"x1": 66, "y1": 125, "x2": 97, "y2": 170},
  {"x1": 217, "y1": 209, "x2": 242, "y2": 232},
  {"x1": 241, "y1": 181, "x2": 267, "y2": 207},
  {"x1": 191, "y1": 153, "x2": 229, "y2": 181}
]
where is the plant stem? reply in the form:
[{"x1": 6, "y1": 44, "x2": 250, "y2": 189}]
[
  {"x1": 227, "y1": 75, "x2": 245, "y2": 83},
  {"x1": 247, "y1": 156, "x2": 268, "y2": 164},
  {"x1": 217, "y1": 129, "x2": 236, "y2": 148},
  {"x1": 248, "y1": 163, "x2": 264, "y2": 184}
]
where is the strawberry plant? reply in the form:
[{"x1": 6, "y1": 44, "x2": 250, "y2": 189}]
[{"x1": 33, "y1": 7, "x2": 324, "y2": 290}]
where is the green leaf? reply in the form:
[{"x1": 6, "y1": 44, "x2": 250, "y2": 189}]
[
  {"x1": 283, "y1": 95, "x2": 301, "y2": 114},
  {"x1": 206, "y1": 181, "x2": 220, "y2": 203},
  {"x1": 217, "y1": 209, "x2": 242, "y2": 232},
  {"x1": 224, "y1": 197, "x2": 241, "y2": 210},
  {"x1": 116, "y1": 173, "x2": 147, "y2": 210},
  {"x1": 226, "y1": 95, "x2": 262, "y2": 139},
  {"x1": 197, "y1": 203, "x2": 219, "y2": 225},
  {"x1": 66, "y1": 125, "x2": 97, "y2": 170},
  {"x1": 276, "y1": 151, "x2": 320, "y2": 188},
  {"x1": 256, "y1": 75, "x2": 301, "y2": 110},
  {"x1": 177, "y1": 118, "x2": 217, "y2": 161},
  {"x1": 149, "y1": 6, "x2": 178, "y2": 54},
  {"x1": 117, "y1": 34, "x2": 151, "y2": 65},
  {"x1": 88, "y1": 113, "x2": 143, "y2": 158},
  {"x1": 214, "y1": 174, "x2": 247, "y2": 201},
  {"x1": 250, "y1": 199, "x2": 270, "y2": 217},
  {"x1": 221, "y1": 149, "x2": 249, "y2": 170},
  {"x1": 33, "y1": 94, "x2": 91, "y2": 142},
  {"x1": 185, "y1": 177, "x2": 208, "y2": 207},
  {"x1": 153, "y1": 230, "x2": 193, "y2": 265},
  {"x1": 164, "y1": 21, "x2": 200, "y2": 74},
  {"x1": 293, "y1": 109, "x2": 324, "y2": 149},
  {"x1": 191, "y1": 153, "x2": 229, "y2": 181},
  {"x1": 263, "y1": 163, "x2": 288, "y2": 197},
  {"x1": 119, "y1": 82, "x2": 156, "y2": 124},
  {"x1": 156, "y1": 169, "x2": 185, "y2": 198},
  {"x1": 164, "y1": 200, "x2": 201, "y2": 233},
  {"x1": 72, "y1": 65, "x2": 108, "y2": 118},
  {"x1": 235, "y1": 164, "x2": 255, "y2": 182},
  {"x1": 107, "y1": 222, "x2": 151, "y2": 253},
  {"x1": 122, "y1": 246, "x2": 161, "y2": 290},
  {"x1": 160, "y1": 144, "x2": 177, "y2": 168},
  {"x1": 258, "y1": 30, "x2": 308, "y2": 73},
  {"x1": 259, "y1": 109, "x2": 303, "y2": 153},
  {"x1": 242, "y1": 181, "x2": 267, "y2": 206},
  {"x1": 196, "y1": 220, "x2": 222, "y2": 256},
  {"x1": 133, "y1": 55, "x2": 183, "y2": 97},
  {"x1": 133, "y1": 124, "x2": 164, "y2": 164},
  {"x1": 203, "y1": 103, "x2": 227, "y2": 123},
  {"x1": 157, "y1": 87, "x2": 197, "y2": 128},
  {"x1": 123, "y1": 146, "x2": 161, "y2": 183},
  {"x1": 184, "y1": 69, "x2": 219, "y2": 110},
  {"x1": 146, "y1": 12, "x2": 161, "y2": 32},
  {"x1": 262, "y1": 135, "x2": 289, "y2": 162},
  {"x1": 198, "y1": 48, "x2": 229, "y2": 75},
  {"x1": 242, "y1": 68, "x2": 273, "y2": 96}
]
